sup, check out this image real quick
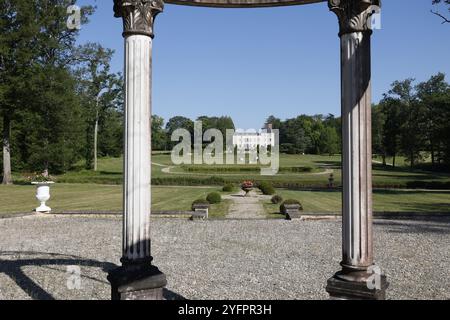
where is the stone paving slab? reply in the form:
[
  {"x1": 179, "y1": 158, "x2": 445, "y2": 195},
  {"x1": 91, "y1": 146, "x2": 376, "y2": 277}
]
[
  {"x1": 0, "y1": 215, "x2": 449, "y2": 300},
  {"x1": 223, "y1": 190, "x2": 270, "y2": 219}
]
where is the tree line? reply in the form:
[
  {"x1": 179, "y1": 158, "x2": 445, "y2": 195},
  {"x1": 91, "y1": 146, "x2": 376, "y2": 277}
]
[
  {"x1": 1, "y1": 1, "x2": 449, "y2": 185},
  {"x1": 258, "y1": 74, "x2": 450, "y2": 171},
  {"x1": 150, "y1": 114, "x2": 341, "y2": 156},
  {"x1": 263, "y1": 114, "x2": 341, "y2": 156},
  {"x1": 152, "y1": 115, "x2": 236, "y2": 150},
  {"x1": 1, "y1": 1, "x2": 123, "y2": 184},
  {"x1": 372, "y1": 74, "x2": 450, "y2": 169}
]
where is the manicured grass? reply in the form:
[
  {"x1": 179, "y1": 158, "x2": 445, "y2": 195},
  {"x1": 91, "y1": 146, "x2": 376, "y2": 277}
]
[
  {"x1": 0, "y1": 184, "x2": 229, "y2": 217},
  {"x1": 166, "y1": 154, "x2": 450, "y2": 188},
  {"x1": 3, "y1": 184, "x2": 448, "y2": 218},
  {"x1": 264, "y1": 189, "x2": 450, "y2": 217},
  {"x1": 11, "y1": 154, "x2": 450, "y2": 188}
]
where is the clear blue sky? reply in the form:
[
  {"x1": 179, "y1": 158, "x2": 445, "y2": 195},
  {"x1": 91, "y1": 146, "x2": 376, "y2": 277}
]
[{"x1": 77, "y1": 0, "x2": 450, "y2": 129}]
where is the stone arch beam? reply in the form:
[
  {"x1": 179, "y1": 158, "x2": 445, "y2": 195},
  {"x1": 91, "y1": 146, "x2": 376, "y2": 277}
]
[{"x1": 165, "y1": 0, "x2": 325, "y2": 8}]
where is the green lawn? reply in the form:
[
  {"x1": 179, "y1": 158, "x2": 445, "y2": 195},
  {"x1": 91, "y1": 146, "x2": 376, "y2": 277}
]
[
  {"x1": 0, "y1": 184, "x2": 230, "y2": 218},
  {"x1": 2, "y1": 184, "x2": 449, "y2": 218},
  {"x1": 30, "y1": 154, "x2": 449, "y2": 189},
  {"x1": 263, "y1": 189, "x2": 450, "y2": 217}
]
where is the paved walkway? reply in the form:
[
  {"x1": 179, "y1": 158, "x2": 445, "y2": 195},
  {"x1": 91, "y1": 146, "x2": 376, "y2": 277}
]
[{"x1": 223, "y1": 190, "x2": 270, "y2": 219}]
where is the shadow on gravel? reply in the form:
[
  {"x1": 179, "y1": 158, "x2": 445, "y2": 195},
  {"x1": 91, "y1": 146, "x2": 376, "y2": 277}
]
[
  {"x1": 0, "y1": 251, "x2": 187, "y2": 300},
  {"x1": 0, "y1": 251, "x2": 116, "y2": 300},
  {"x1": 374, "y1": 218, "x2": 450, "y2": 235},
  {"x1": 163, "y1": 288, "x2": 187, "y2": 300}
]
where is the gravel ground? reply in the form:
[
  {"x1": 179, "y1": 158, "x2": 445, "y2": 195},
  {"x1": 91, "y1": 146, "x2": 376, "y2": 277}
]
[{"x1": 0, "y1": 214, "x2": 449, "y2": 300}]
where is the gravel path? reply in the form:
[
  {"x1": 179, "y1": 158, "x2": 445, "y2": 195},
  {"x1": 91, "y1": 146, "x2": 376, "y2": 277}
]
[
  {"x1": 0, "y1": 215, "x2": 449, "y2": 300},
  {"x1": 223, "y1": 190, "x2": 270, "y2": 219}
]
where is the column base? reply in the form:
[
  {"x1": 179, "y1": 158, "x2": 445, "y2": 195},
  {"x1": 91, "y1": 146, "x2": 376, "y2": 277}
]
[
  {"x1": 326, "y1": 267, "x2": 388, "y2": 300},
  {"x1": 107, "y1": 258, "x2": 167, "y2": 300}
]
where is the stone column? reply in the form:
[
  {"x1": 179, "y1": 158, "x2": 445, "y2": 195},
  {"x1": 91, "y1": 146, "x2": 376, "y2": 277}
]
[
  {"x1": 326, "y1": 0, "x2": 388, "y2": 300},
  {"x1": 108, "y1": 0, "x2": 166, "y2": 300}
]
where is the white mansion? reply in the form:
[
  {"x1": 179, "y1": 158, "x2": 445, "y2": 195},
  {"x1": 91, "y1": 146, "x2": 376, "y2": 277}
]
[{"x1": 232, "y1": 124, "x2": 275, "y2": 150}]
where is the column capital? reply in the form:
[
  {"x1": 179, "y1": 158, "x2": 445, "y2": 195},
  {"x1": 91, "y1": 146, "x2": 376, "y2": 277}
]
[
  {"x1": 328, "y1": 0, "x2": 380, "y2": 36},
  {"x1": 114, "y1": 0, "x2": 164, "y2": 38}
]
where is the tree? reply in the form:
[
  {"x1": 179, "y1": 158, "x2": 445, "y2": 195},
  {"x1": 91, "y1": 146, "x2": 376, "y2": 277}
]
[
  {"x1": 1, "y1": 0, "x2": 94, "y2": 179},
  {"x1": 195, "y1": 116, "x2": 235, "y2": 151},
  {"x1": 432, "y1": 0, "x2": 450, "y2": 24},
  {"x1": 166, "y1": 116, "x2": 194, "y2": 149},
  {"x1": 264, "y1": 116, "x2": 282, "y2": 131},
  {"x1": 400, "y1": 101, "x2": 427, "y2": 169},
  {"x1": 381, "y1": 79, "x2": 424, "y2": 168},
  {"x1": 97, "y1": 75, "x2": 124, "y2": 158},
  {"x1": 323, "y1": 114, "x2": 342, "y2": 145},
  {"x1": 437, "y1": 91, "x2": 450, "y2": 166},
  {"x1": 389, "y1": 79, "x2": 424, "y2": 168},
  {"x1": 152, "y1": 115, "x2": 167, "y2": 150},
  {"x1": 372, "y1": 104, "x2": 386, "y2": 165},
  {"x1": 379, "y1": 97, "x2": 403, "y2": 167},
  {"x1": 379, "y1": 78, "x2": 444, "y2": 169},
  {"x1": 319, "y1": 126, "x2": 340, "y2": 156},
  {"x1": 0, "y1": 0, "x2": 38, "y2": 183},
  {"x1": 24, "y1": 67, "x2": 85, "y2": 173},
  {"x1": 30, "y1": 1, "x2": 94, "y2": 174},
  {"x1": 308, "y1": 115, "x2": 326, "y2": 154},
  {"x1": 416, "y1": 73, "x2": 449, "y2": 166},
  {"x1": 75, "y1": 43, "x2": 120, "y2": 170},
  {"x1": 266, "y1": 114, "x2": 342, "y2": 155},
  {"x1": 282, "y1": 117, "x2": 309, "y2": 154}
]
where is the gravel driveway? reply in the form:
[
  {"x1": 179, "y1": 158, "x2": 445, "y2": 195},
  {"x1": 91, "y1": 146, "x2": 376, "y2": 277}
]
[{"x1": 0, "y1": 215, "x2": 449, "y2": 300}]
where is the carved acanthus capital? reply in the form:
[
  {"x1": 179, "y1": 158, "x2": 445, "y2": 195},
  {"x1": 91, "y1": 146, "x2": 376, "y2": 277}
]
[
  {"x1": 328, "y1": 0, "x2": 381, "y2": 36},
  {"x1": 114, "y1": 0, "x2": 164, "y2": 38}
]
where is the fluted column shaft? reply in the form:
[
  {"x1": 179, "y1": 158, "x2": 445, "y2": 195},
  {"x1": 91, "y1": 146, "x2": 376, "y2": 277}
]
[
  {"x1": 122, "y1": 34, "x2": 152, "y2": 262},
  {"x1": 113, "y1": 0, "x2": 164, "y2": 265},
  {"x1": 340, "y1": 30, "x2": 373, "y2": 270},
  {"x1": 109, "y1": 0, "x2": 166, "y2": 300},
  {"x1": 326, "y1": 0, "x2": 388, "y2": 300},
  {"x1": 326, "y1": 3, "x2": 387, "y2": 293}
]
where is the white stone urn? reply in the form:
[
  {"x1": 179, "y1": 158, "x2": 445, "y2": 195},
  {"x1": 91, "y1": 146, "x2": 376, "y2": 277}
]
[{"x1": 31, "y1": 181, "x2": 54, "y2": 213}]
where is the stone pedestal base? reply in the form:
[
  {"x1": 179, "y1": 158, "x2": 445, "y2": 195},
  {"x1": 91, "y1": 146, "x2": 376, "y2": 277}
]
[
  {"x1": 326, "y1": 273, "x2": 388, "y2": 300},
  {"x1": 285, "y1": 211, "x2": 302, "y2": 220},
  {"x1": 107, "y1": 261, "x2": 167, "y2": 300}
]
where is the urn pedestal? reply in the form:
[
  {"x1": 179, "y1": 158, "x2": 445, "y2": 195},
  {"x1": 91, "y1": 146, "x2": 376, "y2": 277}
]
[
  {"x1": 32, "y1": 182, "x2": 54, "y2": 213},
  {"x1": 192, "y1": 203, "x2": 209, "y2": 219},
  {"x1": 281, "y1": 204, "x2": 302, "y2": 220},
  {"x1": 241, "y1": 187, "x2": 253, "y2": 196}
]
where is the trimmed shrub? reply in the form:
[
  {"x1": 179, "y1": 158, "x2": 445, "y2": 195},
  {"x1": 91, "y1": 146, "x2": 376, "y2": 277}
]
[
  {"x1": 183, "y1": 165, "x2": 261, "y2": 172},
  {"x1": 181, "y1": 165, "x2": 314, "y2": 173},
  {"x1": 152, "y1": 176, "x2": 225, "y2": 186},
  {"x1": 258, "y1": 181, "x2": 275, "y2": 195},
  {"x1": 406, "y1": 180, "x2": 450, "y2": 190},
  {"x1": 206, "y1": 192, "x2": 222, "y2": 204},
  {"x1": 222, "y1": 184, "x2": 235, "y2": 192},
  {"x1": 191, "y1": 198, "x2": 209, "y2": 210},
  {"x1": 278, "y1": 166, "x2": 314, "y2": 173},
  {"x1": 280, "y1": 199, "x2": 303, "y2": 213},
  {"x1": 271, "y1": 195, "x2": 283, "y2": 204}
]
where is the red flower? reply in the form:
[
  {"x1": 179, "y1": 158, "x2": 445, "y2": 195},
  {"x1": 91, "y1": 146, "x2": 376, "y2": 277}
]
[{"x1": 241, "y1": 180, "x2": 254, "y2": 188}]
